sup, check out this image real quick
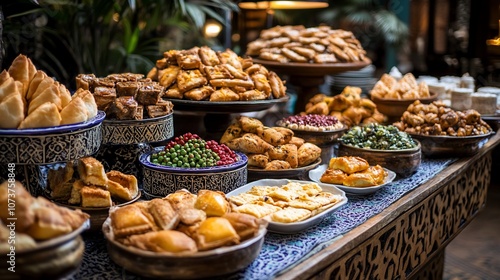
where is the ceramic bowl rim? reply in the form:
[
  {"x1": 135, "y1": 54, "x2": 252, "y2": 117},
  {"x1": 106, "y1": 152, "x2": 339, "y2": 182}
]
[
  {"x1": 0, "y1": 111, "x2": 105, "y2": 136},
  {"x1": 139, "y1": 146, "x2": 248, "y2": 174},
  {"x1": 102, "y1": 112, "x2": 173, "y2": 125},
  {"x1": 338, "y1": 139, "x2": 421, "y2": 153}
]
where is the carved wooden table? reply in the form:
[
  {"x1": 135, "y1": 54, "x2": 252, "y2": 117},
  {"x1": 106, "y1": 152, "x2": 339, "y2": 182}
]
[{"x1": 276, "y1": 132, "x2": 500, "y2": 280}]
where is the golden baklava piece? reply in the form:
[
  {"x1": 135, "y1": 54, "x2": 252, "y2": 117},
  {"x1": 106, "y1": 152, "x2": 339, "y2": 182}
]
[
  {"x1": 80, "y1": 186, "x2": 112, "y2": 208},
  {"x1": 194, "y1": 190, "x2": 230, "y2": 217},
  {"x1": 194, "y1": 217, "x2": 240, "y2": 251},
  {"x1": 110, "y1": 203, "x2": 155, "y2": 238},
  {"x1": 125, "y1": 230, "x2": 198, "y2": 253},
  {"x1": 148, "y1": 198, "x2": 180, "y2": 230},
  {"x1": 106, "y1": 170, "x2": 139, "y2": 201},
  {"x1": 77, "y1": 157, "x2": 108, "y2": 187}
]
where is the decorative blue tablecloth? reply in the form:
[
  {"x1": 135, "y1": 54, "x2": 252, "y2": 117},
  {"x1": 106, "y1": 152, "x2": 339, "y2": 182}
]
[{"x1": 73, "y1": 157, "x2": 456, "y2": 280}]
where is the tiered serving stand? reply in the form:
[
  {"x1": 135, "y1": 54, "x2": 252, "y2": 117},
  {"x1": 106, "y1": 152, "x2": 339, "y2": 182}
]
[
  {"x1": 252, "y1": 58, "x2": 372, "y2": 113},
  {"x1": 0, "y1": 111, "x2": 106, "y2": 196}
]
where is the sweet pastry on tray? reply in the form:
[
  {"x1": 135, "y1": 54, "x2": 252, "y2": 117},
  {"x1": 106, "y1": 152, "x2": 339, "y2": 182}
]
[
  {"x1": 370, "y1": 73, "x2": 431, "y2": 100},
  {"x1": 320, "y1": 156, "x2": 388, "y2": 187},
  {"x1": 107, "y1": 189, "x2": 267, "y2": 253},
  {"x1": 146, "y1": 46, "x2": 287, "y2": 101},
  {"x1": 246, "y1": 25, "x2": 369, "y2": 64},
  {"x1": 0, "y1": 54, "x2": 97, "y2": 129},
  {"x1": 230, "y1": 181, "x2": 343, "y2": 223},
  {"x1": 220, "y1": 116, "x2": 321, "y2": 170}
]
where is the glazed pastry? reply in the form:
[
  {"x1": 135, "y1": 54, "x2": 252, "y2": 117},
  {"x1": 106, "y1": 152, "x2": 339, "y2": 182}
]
[
  {"x1": 165, "y1": 189, "x2": 198, "y2": 210},
  {"x1": 146, "y1": 99, "x2": 173, "y2": 118},
  {"x1": 195, "y1": 217, "x2": 240, "y2": 251},
  {"x1": 226, "y1": 133, "x2": 273, "y2": 154},
  {"x1": 176, "y1": 48, "x2": 202, "y2": 69},
  {"x1": 199, "y1": 46, "x2": 220, "y2": 66},
  {"x1": 106, "y1": 170, "x2": 138, "y2": 201},
  {"x1": 264, "y1": 160, "x2": 291, "y2": 170},
  {"x1": 18, "y1": 101, "x2": 61, "y2": 129},
  {"x1": 222, "y1": 212, "x2": 263, "y2": 241},
  {"x1": 209, "y1": 87, "x2": 240, "y2": 101},
  {"x1": 136, "y1": 83, "x2": 163, "y2": 105},
  {"x1": 92, "y1": 86, "x2": 117, "y2": 111},
  {"x1": 256, "y1": 126, "x2": 286, "y2": 146},
  {"x1": 251, "y1": 73, "x2": 272, "y2": 97},
  {"x1": 107, "y1": 96, "x2": 138, "y2": 120},
  {"x1": 75, "y1": 73, "x2": 96, "y2": 91},
  {"x1": 126, "y1": 230, "x2": 198, "y2": 253},
  {"x1": 77, "y1": 157, "x2": 108, "y2": 187},
  {"x1": 237, "y1": 116, "x2": 264, "y2": 133},
  {"x1": 110, "y1": 203, "x2": 155, "y2": 238},
  {"x1": 184, "y1": 85, "x2": 214, "y2": 101},
  {"x1": 177, "y1": 69, "x2": 207, "y2": 93},
  {"x1": 148, "y1": 198, "x2": 179, "y2": 230},
  {"x1": 177, "y1": 208, "x2": 206, "y2": 225},
  {"x1": 158, "y1": 66, "x2": 180, "y2": 88},
  {"x1": 164, "y1": 84, "x2": 183, "y2": 99},
  {"x1": 80, "y1": 186, "x2": 112, "y2": 208},
  {"x1": 48, "y1": 163, "x2": 75, "y2": 200},
  {"x1": 68, "y1": 179, "x2": 85, "y2": 205},
  {"x1": 217, "y1": 48, "x2": 243, "y2": 69},
  {"x1": 320, "y1": 168, "x2": 347, "y2": 185},
  {"x1": 194, "y1": 190, "x2": 230, "y2": 217},
  {"x1": 328, "y1": 156, "x2": 369, "y2": 174},
  {"x1": 343, "y1": 172, "x2": 378, "y2": 187}
]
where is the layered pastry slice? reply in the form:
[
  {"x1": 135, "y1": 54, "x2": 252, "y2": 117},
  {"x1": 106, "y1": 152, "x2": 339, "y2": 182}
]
[{"x1": 106, "y1": 170, "x2": 138, "y2": 201}]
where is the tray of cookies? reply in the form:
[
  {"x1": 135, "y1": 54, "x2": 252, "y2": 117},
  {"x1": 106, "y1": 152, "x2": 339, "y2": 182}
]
[{"x1": 226, "y1": 179, "x2": 347, "y2": 234}]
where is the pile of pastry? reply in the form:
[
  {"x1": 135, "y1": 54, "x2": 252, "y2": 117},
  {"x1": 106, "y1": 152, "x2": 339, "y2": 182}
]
[
  {"x1": 76, "y1": 73, "x2": 173, "y2": 120},
  {"x1": 220, "y1": 116, "x2": 321, "y2": 170},
  {"x1": 371, "y1": 73, "x2": 431, "y2": 100},
  {"x1": 48, "y1": 157, "x2": 139, "y2": 208},
  {"x1": 246, "y1": 25, "x2": 369, "y2": 64},
  {"x1": 229, "y1": 181, "x2": 343, "y2": 223},
  {"x1": 320, "y1": 156, "x2": 388, "y2": 187},
  {"x1": 0, "y1": 54, "x2": 97, "y2": 129},
  {"x1": 108, "y1": 189, "x2": 267, "y2": 253},
  {"x1": 393, "y1": 100, "x2": 492, "y2": 136},
  {"x1": 147, "y1": 46, "x2": 286, "y2": 101},
  {"x1": 0, "y1": 181, "x2": 89, "y2": 250},
  {"x1": 303, "y1": 86, "x2": 387, "y2": 127}
]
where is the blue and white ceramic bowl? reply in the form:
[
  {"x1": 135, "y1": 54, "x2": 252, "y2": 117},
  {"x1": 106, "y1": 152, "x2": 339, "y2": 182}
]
[
  {"x1": 0, "y1": 111, "x2": 105, "y2": 164},
  {"x1": 140, "y1": 147, "x2": 248, "y2": 196},
  {"x1": 101, "y1": 113, "x2": 174, "y2": 145}
]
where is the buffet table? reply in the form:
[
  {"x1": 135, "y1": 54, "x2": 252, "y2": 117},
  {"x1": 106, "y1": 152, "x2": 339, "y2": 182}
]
[{"x1": 73, "y1": 132, "x2": 500, "y2": 280}]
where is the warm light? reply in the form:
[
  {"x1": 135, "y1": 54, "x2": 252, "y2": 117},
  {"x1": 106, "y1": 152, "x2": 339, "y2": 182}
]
[
  {"x1": 239, "y1": 1, "x2": 328, "y2": 10},
  {"x1": 204, "y1": 21, "x2": 223, "y2": 38}
]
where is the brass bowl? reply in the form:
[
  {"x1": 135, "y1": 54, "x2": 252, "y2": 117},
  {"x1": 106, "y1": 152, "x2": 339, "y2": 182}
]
[
  {"x1": 0, "y1": 220, "x2": 89, "y2": 279},
  {"x1": 371, "y1": 92, "x2": 438, "y2": 120},
  {"x1": 102, "y1": 218, "x2": 267, "y2": 279},
  {"x1": 408, "y1": 132, "x2": 494, "y2": 157},
  {"x1": 336, "y1": 141, "x2": 421, "y2": 177}
]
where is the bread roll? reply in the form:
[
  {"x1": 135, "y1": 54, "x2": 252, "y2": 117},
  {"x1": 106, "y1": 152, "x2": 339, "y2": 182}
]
[
  {"x1": 18, "y1": 102, "x2": 61, "y2": 129},
  {"x1": 28, "y1": 83, "x2": 61, "y2": 114},
  {"x1": 60, "y1": 96, "x2": 89, "y2": 125},
  {"x1": 0, "y1": 92, "x2": 25, "y2": 128},
  {"x1": 8, "y1": 54, "x2": 37, "y2": 97}
]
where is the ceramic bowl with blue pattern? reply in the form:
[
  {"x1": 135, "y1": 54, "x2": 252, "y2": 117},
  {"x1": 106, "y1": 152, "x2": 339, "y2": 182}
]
[
  {"x1": 0, "y1": 111, "x2": 105, "y2": 164},
  {"x1": 140, "y1": 147, "x2": 248, "y2": 196}
]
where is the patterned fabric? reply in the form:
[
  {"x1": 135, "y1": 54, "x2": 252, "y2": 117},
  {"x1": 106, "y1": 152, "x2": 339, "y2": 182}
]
[{"x1": 73, "y1": 157, "x2": 456, "y2": 280}]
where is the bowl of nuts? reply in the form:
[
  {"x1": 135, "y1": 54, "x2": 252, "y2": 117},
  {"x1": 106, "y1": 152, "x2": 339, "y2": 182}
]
[
  {"x1": 140, "y1": 133, "x2": 248, "y2": 196},
  {"x1": 336, "y1": 124, "x2": 421, "y2": 177},
  {"x1": 276, "y1": 114, "x2": 347, "y2": 145}
]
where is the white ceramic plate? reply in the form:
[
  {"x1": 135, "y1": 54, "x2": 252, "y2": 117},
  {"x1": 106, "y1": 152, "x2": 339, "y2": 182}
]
[
  {"x1": 308, "y1": 164, "x2": 397, "y2": 195},
  {"x1": 226, "y1": 179, "x2": 348, "y2": 234}
]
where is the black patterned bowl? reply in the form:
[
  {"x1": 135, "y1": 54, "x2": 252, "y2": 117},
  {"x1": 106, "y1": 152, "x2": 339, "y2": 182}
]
[
  {"x1": 140, "y1": 148, "x2": 248, "y2": 196},
  {"x1": 407, "y1": 132, "x2": 494, "y2": 157},
  {"x1": 0, "y1": 111, "x2": 105, "y2": 164},
  {"x1": 0, "y1": 219, "x2": 90, "y2": 279},
  {"x1": 102, "y1": 113, "x2": 174, "y2": 145},
  {"x1": 102, "y1": 217, "x2": 266, "y2": 279}
]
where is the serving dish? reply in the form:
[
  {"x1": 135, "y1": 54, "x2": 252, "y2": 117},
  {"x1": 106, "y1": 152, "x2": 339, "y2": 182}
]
[
  {"x1": 336, "y1": 141, "x2": 421, "y2": 178},
  {"x1": 102, "y1": 217, "x2": 267, "y2": 279},
  {"x1": 101, "y1": 112, "x2": 174, "y2": 145},
  {"x1": 252, "y1": 58, "x2": 372, "y2": 76},
  {"x1": 140, "y1": 147, "x2": 248, "y2": 196},
  {"x1": 167, "y1": 96, "x2": 289, "y2": 113},
  {"x1": 0, "y1": 111, "x2": 105, "y2": 165},
  {"x1": 308, "y1": 164, "x2": 397, "y2": 195},
  {"x1": 0, "y1": 219, "x2": 90, "y2": 279},
  {"x1": 408, "y1": 132, "x2": 494, "y2": 157},
  {"x1": 247, "y1": 158, "x2": 321, "y2": 182},
  {"x1": 227, "y1": 179, "x2": 347, "y2": 234},
  {"x1": 284, "y1": 125, "x2": 348, "y2": 146},
  {"x1": 370, "y1": 92, "x2": 438, "y2": 120},
  {"x1": 51, "y1": 192, "x2": 141, "y2": 231}
]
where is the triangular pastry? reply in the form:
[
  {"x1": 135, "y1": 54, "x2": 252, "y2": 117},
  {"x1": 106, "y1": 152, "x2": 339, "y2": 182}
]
[
  {"x1": 195, "y1": 217, "x2": 240, "y2": 251},
  {"x1": 148, "y1": 199, "x2": 179, "y2": 230},
  {"x1": 0, "y1": 77, "x2": 19, "y2": 103},
  {"x1": 0, "y1": 70, "x2": 10, "y2": 85},
  {"x1": 18, "y1": 101, "x2": 61, "y2": 129},
  {"x1": 0, "y1": 92, "x2": 25, "y2": 129},
  {"x1": 28, "y1": 83, "x2": 61, "y2": 114},
  {"x1": 26, "y1": 70, "x2": 49, "y2": 101},
  {"x1": 73, "y1": 88, "x2": 98, "y2": 119},
  {"x1": 60, "y1": 96, "x2": 88, "y2": 125},
  {"x1": 57, "y1": 81, "x2": 72, "y2": 108},
  {"x1": 8, "y1": 54, "x2": 37, "y2": 96}
]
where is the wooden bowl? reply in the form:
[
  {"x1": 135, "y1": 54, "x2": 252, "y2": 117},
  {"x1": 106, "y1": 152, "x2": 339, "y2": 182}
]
[
  {"x1": 371, "y1": 92, "x2": 438, "y2": 121},
  {"x1": 0, "y1": 220, "x2": 89, "y2": 279},
  {"x1": 336, "y1": 141, "x2": 421, "y2": 177},
  {"x1": 102, "y1": 218, "x2": 267, "y2": 279},
  {"x1": 408, "y1": 132, "x2": 494, "y2": 157}
]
